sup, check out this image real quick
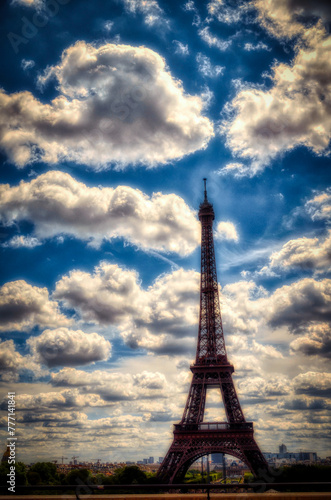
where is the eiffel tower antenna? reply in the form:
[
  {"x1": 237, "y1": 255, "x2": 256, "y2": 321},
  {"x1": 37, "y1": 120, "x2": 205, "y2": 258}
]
[
  {"x1": 157, "y1": 179, "x2": 269, "y2": 483},
  {"x1": 203, "y1": 177, "x2": 207, "y2": 202}
]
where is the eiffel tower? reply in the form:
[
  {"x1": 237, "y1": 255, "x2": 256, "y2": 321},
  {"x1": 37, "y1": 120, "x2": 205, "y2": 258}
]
[{"x1": 157, "y1": 179, "x2": 269, "y2": 483}]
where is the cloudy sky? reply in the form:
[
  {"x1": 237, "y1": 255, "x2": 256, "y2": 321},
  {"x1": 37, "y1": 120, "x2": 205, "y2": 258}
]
[{"x1": 0, "y1": 0, "x2": 331, "y2": 464}]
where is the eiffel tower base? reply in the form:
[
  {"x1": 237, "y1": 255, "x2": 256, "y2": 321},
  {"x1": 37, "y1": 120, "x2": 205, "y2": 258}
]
[{"x1": 158, "y1": 423, "x2": 269, "y2": 483}]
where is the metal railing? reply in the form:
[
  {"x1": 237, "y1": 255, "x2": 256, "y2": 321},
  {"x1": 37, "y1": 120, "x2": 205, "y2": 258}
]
[{"x1": 174, "y1": 421, "x2": 253, "y2": 431}]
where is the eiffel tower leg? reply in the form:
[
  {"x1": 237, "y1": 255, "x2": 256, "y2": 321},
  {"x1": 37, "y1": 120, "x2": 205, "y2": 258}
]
[
  {"x1": 240, "y1": 438, "x2": 270, "y2": 478},
  {"x1": 157, "y1": 441, "x2": 183, "y2": 484}
]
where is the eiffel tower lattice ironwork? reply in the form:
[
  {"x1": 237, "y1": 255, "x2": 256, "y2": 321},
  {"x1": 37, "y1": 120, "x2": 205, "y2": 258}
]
[{"x1": 157, "y1": 179, "x2": 269, "y2": 483}]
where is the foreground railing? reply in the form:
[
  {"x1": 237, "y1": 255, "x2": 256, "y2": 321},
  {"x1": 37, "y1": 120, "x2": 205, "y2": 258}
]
[{"x1": 1, "y1": 482, "x2": 331, "y2": 499}]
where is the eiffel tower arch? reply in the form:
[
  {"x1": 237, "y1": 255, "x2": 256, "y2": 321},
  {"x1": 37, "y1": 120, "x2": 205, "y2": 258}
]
[{"x1": 157, "y1": 180, "x2": 269, "y2": 484}]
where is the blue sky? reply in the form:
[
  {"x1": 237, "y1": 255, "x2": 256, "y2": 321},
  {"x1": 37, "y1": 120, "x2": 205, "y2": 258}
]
[{"x1": 0, "y1": 0, "x2": 331, "y2": 464}]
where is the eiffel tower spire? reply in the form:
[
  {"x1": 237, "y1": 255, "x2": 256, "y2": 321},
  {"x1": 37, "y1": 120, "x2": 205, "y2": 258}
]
[{"x1": 157, "y1": 180, "x2": 269, "y2": 483}]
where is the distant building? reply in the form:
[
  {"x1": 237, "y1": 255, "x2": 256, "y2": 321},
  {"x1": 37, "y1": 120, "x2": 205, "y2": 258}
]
[
  {"x1": 158, "y1": 457, "x2": 164, "y2": 463},
  {"x1": 143, "y1": 458, "x2": 148, "y2": 464},
  {"x1": 279, "y1": 444, "x2": 287, "y2": 454},
  {"x1": 264, "y1": 448, "x2": 317, "y2": 463},
  {"x1": 148, "y1": 457, "x2": 154, "y2": 464}
]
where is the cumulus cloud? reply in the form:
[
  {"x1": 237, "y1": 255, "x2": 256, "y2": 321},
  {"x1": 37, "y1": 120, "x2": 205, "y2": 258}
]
[
  {"x1": 50, "y1": 367, "x2": 168, "y2": 401},
  {"x1": 0, "y1": 280, "x2": 70, "y2": 332},
  {"x1": 27, "y1": 328, "x2": 111, "y2": 367},
  {"x1": 215, "y1": 221, "x2": 239, "y2": 241},
  {"x1": 0, "y1": 339, "x2": 45, "y2": 382},
  {"x1": 198, "y1": 26, "x2": 232, "y2": 51},
  {"x1": 221, "y1": 25, "x2": 331, "y2": 174},
  {"x1": 54, "y1": 263, "x2": 200, "y2": 354},
  {"x1": 292, "y1": 371, "x2": 331, "y2": 397},
  {"x1": 54, "y1": 262, "x2": 149, "y2": 325},
  {"x1": 0, "y1": 171, "x2": 199, "y2": 255},
  {"x1": 220, "y1": 280, "x2": 267, "y2": 334},
  {"x1": 0, "y1": 41, "x2": 213, "y2": 169},
  {"x1": 13, "y1": 389, "x2": 111, "y2": 411},
  {"x1": 238, "y1": 376, "x2": 289, "y2": 402},
  {"x1": 290, "y1": 323, "x2": 331, "y2": 358},
  {"x1": 267, "y1": 231, "x2": 331, "y2": 273},
  {"x1": 196, "y1": 53, "x2": 224, "y2": 78},
  {"x1": 220, "y1": 277, "x2": 331, "y2": 339},
  {"x1": 267, "y1": 278, "x2": 331, "y2": 332},
  {"x1": 253, "y1": 0, "x2": 331, "y2": 39}
]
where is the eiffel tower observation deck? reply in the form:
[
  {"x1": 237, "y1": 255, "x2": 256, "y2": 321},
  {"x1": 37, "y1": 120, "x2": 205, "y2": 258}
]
[{"x1": 157, "y1": 179, "x2": 269, "y2": 483}]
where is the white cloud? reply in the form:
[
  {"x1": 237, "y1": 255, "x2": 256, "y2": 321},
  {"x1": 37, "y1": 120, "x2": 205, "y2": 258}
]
[
  {"x1": 221, "y1": 25, "x2": 331, "y2": 174},
  {"x1": 206, "y1": 0, "x2": 247, "y2": 24},
  {"x1": 243, "y1": 41, "x2": 270, "y2": 51},
  {"x1": 267, "y1": 278, "x2": 331, "y2": 333},
  {"x1": 182, "y1": 1, "x2": 201, "y2": 25},
  {"x1": 290, "y1": 323, "x2": 331, "y2": 358},
  {"x1": 121, "y1": 0, "x2": 166, "y2": 27},
  {"x1": 268, "y1": 230, "x2": 331, "y2": 273},
  {"x1": 253, "y1": 0, "x2": 331, "y2": 39},
  {"x1": 215, "y1": 221, "x2": 239, "y2": 241},
  {"x1": 173, "y1": 40, "x2": 189, "y2": 55},
  {"x1": 14, "y1": 389, "x2": 111, "y2": 411},
  {"x1": 50, "y1": 367, "x2": 168, "y2": 401},
  {"x1": 0, "y1": 339, "x2": 45, "y2": 382},
  {"x1": 305, "y1": 188, "x2": 331, "y2": 221},
  {"x1": 220, "y1": 277, "x2": 331, "y2": 338},
  {"x1": 0, "y1": 280, "x2": 70, "y2": 332},
  {"x1": 54, "y1": 263, "x2": 200, "y2": 355},
  {"x1": 0, "y1": 171, "x2": 200, "y2": 255},
  {"x1": 196, "y1": 53, "x2": 224, "y2": 78},
  {"x1": 54, "y1": 262, "x2": 147, "y2": 325},
  {"x1": 27, "y1": 328, "x2": 111, "y2": 367},
  {"x1": 220, "y1": 280, "x2": 266, "y2": 334},
  {"x1": 215, "y1": 162, "x2": 254, "y2": 177},
  {"x1": 292, "y1": 371, "x2": 331, "y2": 396},
  {"x1": 103, "y1": 20, "x2": 114, "y2": 32},
  {"x1": 0, "y1": 41, "x2": 213, "y2": 169},
  {"x1": 2, "y1": 235, "x2": 42, "y2": 249},
  {"x1": 21, "y1": 59, "x2": 35, "y2": 71},
  {"x1": 198, "y1": 26, "x2": 232, "y2": 51},
  {"x1": 183, "y1": 1, "x2": 196, "y2": 11},
  {"x1": 238, "y1": 375, "x2": 289, "y2": 401},
  {"x1": 251, "y1": 340, "x2": 284, "y2": 359}
]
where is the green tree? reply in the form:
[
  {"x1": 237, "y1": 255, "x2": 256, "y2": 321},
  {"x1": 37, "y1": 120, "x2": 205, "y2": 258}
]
[
  {"x1": 29, "y1": 462, "x2": 59, "y2": 484},
  {"x1": 113, "y1": 465, "x2": 147, "y2": 484},
  {"x1": 0, "y1": 461, "x2": 27, "y2": 486},
  {"x1": 27, "y1": 470, "x2": 41, "y2": 485},
  {"x1": 65, "y1": 468, "x2": 91, "y2": 485}
]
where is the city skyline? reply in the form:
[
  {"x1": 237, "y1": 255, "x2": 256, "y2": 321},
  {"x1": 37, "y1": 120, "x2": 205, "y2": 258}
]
[{"x1": 0, "y1": 0, "x2": 331, "y2": 464}]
